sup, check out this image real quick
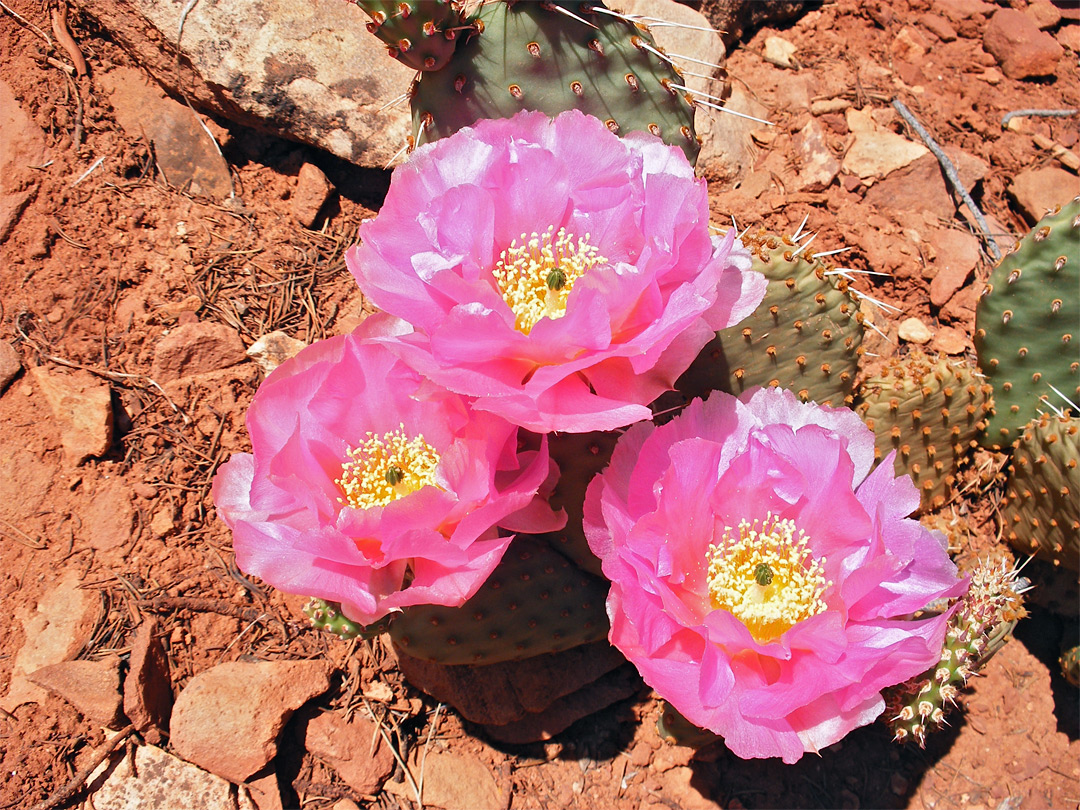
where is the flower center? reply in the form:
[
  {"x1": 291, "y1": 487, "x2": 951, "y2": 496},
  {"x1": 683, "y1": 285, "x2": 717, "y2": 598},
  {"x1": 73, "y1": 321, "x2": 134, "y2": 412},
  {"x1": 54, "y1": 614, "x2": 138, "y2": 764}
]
[
  {"x1": 707, "y1": 514, "x2": 830, "y2": 643},
  {"x1": 492, "y1": 226, "x2": 605, "y2": 334},
  {"x1": 336, "y1": 425, "x2": 440, "y2": 509}
]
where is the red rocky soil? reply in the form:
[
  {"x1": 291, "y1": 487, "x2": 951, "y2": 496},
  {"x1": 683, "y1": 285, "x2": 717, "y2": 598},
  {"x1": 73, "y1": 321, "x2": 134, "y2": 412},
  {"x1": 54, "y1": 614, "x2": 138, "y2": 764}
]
[{"x1": 1, "y1": 0, "x2": 1078, "y2": 808}]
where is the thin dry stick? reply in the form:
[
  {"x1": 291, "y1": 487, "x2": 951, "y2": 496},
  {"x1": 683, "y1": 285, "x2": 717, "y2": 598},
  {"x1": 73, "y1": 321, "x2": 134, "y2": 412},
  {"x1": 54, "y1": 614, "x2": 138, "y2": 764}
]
[
  {"x1": 1000, "y1": 108, "x2": 1079, "y2": 128},
  {"x1": 891, "y1": 98, "x2": 1002, "y2": 262},
  {"x1": 28, "y1": 724, "x2": 135, "y2": 810}
]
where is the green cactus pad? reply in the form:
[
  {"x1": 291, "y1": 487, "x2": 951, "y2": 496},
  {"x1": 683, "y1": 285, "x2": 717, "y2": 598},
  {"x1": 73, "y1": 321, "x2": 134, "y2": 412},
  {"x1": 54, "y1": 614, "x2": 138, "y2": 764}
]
[
  {"x1": 855, "y1": 350, "x2": 993, "y2": 513},
  {"x1": 408, "y1": 0, "x2": 700, "y2": 163},
  {"x1": 670, "y1": 229, "x2": 864, "y2": 409},
  {"x1": 545, "y1": 429, "x2": 620, "y2": 578},
  {"x1": 974, "y1": 197, "x2": 1080, "y2": 449},
  {"x1": 355, "y1": 0, "x2": 474, "y2": 72},
  {"x1": 1001, "y1": 414, "x2": 1079, "y2": 571},
  {"x1": 304, "y1": 597, "x2": 391, "y2": 639},
  {"x1": 1061, "y1": 644, "x2": 1079, "y2": 687},
  {"x1": 389, "y1": 534, "x2": 609, "y2": 665}
]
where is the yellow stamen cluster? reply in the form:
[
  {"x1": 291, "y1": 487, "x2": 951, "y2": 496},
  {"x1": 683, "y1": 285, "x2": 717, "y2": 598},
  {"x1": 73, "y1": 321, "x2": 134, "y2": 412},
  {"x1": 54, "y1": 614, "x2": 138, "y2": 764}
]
[
  {"x1": 336, "y1": 424, "x2": 440, "y2": 509},
  {"x1": 707, "y1": 514, "x2": 831, "y2": 643},
  {"x1": 492, "y1": 226, "x2": 606, "y2": 334}
]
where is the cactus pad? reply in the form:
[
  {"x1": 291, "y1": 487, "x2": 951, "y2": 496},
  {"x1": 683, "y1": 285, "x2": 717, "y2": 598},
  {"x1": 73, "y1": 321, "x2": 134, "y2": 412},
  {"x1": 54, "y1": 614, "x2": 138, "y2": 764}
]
[
  {"x1": 855, "y1": 350, "x2": 993, "y2": 513},
  {"x1": 974, "y1": 196, "x2": 1080, "y2": 449},
  {"x1": 355, "y1": 0, "x2": 474, "y2": 72},
  {"x1": 671, "y1": 229, "x2": 865, "y2": 408},
  {"x1": 408, "y1": 0, "x2": 700, "y2": 162},
  {"x1": 389, "y1": 534, "x2": 610, "y2": 665},
  {"x1": 1000, "y1": 414, "x2": 1079, "y2": 571}
]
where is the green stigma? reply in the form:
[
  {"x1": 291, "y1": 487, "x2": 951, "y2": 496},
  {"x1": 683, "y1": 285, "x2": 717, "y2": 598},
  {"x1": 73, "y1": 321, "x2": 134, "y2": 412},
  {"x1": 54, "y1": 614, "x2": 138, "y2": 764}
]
[{"x1": 754, "y1": 562, "x2": 774, "y2": 586}]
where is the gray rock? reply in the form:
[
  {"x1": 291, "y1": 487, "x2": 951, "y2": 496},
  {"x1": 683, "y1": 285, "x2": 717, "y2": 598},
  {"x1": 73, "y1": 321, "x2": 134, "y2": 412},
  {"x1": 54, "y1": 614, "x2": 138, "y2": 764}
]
[
  {"x1": 75, "y1": 0, "x2": 414, "y2": 167},
  {"x1": 88, "y1": 744, "x2": 237, "y2": 810}
]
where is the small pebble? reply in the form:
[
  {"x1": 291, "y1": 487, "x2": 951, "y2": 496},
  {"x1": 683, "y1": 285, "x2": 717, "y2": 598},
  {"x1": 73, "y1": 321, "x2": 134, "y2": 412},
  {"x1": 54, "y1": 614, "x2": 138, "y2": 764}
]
[{"x1": 898, "y1": 317, "x2": 933, "y2": 344}]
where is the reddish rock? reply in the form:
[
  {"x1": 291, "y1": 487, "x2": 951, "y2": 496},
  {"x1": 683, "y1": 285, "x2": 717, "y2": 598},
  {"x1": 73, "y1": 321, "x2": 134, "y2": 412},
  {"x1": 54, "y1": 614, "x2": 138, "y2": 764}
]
[
  {"x1": 243, "y1": 771, "x2": 283, "y2": 810},
  {"x1": 410, "y1": 751, "x2": 508, "y2": 810},
  {"x1": 31, "y1": 367, "x2": 114, "y2": 465},
  {"x1": 99, "y1": 68, "x2": 233, "y2": 200},
  {"x1": 933, "y1": 0, "x2": 994, "y2": 23},
  {"x1": 1057, "y1": 25, "x2": 1080, "y2": 52},
  {"x1": 791, "y1": 118, "x2": 841, "y2": 192},
  {"x1": 1009, "y1": 167, "x2": 1079, "y2": 223},
  {"x1": 302, "y1": 710, "x2": 395, "y2": 794},
  {"x1": 928, "y1": 228, "x2": 981, "y2": 307},
  {"x1": 917, "y1": 13, "x2": 957, "y2": 41},
  {"x1": 150, "y1": 322, "x2": 246, "y2": 382},
  {"x1": 864, "y1": 149, "x2": 988, "y2": 220},
  {"x1": 983, "y1": 9, "x2": 1063, "y2": 79},
  {"x1": 931, "y1": 326, "x2": 969, "y2": 356},
  {"x1": 891, "y1": 26, "x2": 929, "y2": 60},
  {"x1": 2, "y1": 570, "x2": 99, "y2": 712},
  {"x1": 124, "y1": 618, "x2": 173, "y2": 745},
  {"x1": 941, "y1": 284, "x2": 980, "y2": 324},
  {"x1": 0, "y1": 341, "x2": 21, "y2": 393},
  {"x1": 27, "y1": 658, "x2": 124, "y2": 727},
  {"x1": 82, "y1": 482, "x2": 136, "y2": 551},
  {"x1": 0, "y1": 79, "x2": 47, "y2": 243},
  {"x1": 170, "y1": 660, "x2": 331, "y2": 783},
  {"x1": 1025, "y1": 1, "x2": 1062, "y2": 30},
  {"x1": 291, "y1": 163, "x2": 334, "y2": 228}
]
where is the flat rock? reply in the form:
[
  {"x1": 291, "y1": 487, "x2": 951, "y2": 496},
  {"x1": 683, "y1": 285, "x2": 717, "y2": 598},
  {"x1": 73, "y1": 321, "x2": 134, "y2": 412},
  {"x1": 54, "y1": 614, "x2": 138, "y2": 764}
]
[
  {"x1": 1026, "y1": 1, "x2": 1062, "y2": 30},
  {"x1": 983, "y1": 8, "x2": 1063, "y2": 79},
  {"x1": 170, "y1": 660, "x2": 331, "y2": 783},
  {"x1": 864, "y1": 149, "x2": 988, "y2": 219},
  {"x1": 931, "y1": 326, "x2": 969, "y2": 355},
  {"x1": 98, "y1": 67, "x2": 232, "y2": 200},
  {"x1": 933, "y1": 0, "x2": 995, "y2": 23},
  {"x1": 763, "y1": 35, "x2": 798, "y2": 69},
  {"x1": 928, "y1": 228, "x2": 981, "y2": 307},
  {"x1": 30, "y1": 367, "x2": 113, "y2": 465},
  {"x1": 917, "y1": 13, "x2": 957, "y2": 42},
  {"x1": 0, "y1": 79, "x2": 46, "y2": 242},
  {"x1": 792, "y1": 117, "x2": 841, "y2": 192},
  {"x1": 291, "y1": 163, "x2": 334, "y2": 228},
  {"x1": 412, "y1": 751, "x2": 507, "y2": 810},
  {"x1": 88, "y1": 743, "x2": 237, "y2": 810},
  {"x1": 0, "y1": 341, "x2": 21, "y2": 393},
  {"x1": 898, "y1": 317, "x2": 933, "y2": 344},
  {"x1": 246, "y1": 330, "x2": 307, "y2": 374},
  {"x1": 1, "y1": 570, "x2": 99, "y2": 712},
  {"x1": 1009, "y1": 167, "x2": 1079, "y2": 223},
  {"x1": 151, "y1": 322, "x2": 246, "y2": 383},
  {"x1": 301, "y1": 709, "x2": 395, "y2": 795},
  {"x1": 80, "y1": 481, "x2": 136, "y2": 551},
  {"x1": 28, "y1": 658, "x2": 124, "y2": 727},
  {"x1": 394, "y1": 641, "x2": 626, "y2": 728},
  {"x1": 843, "y1": 108, "x2": 929, "y2": 181},
  {"x1": 1057, "y1": 25, "x2": 1080, "y2": 52},
  {"x1": 123, "y1": 618, "x2": 173, "y2": 745},
  {"x1": 242, "y1": 771, "x2": 283, "y2": 810},
  {"x1": 77, "y1": 0, "x2": 414, "y2": 168}
]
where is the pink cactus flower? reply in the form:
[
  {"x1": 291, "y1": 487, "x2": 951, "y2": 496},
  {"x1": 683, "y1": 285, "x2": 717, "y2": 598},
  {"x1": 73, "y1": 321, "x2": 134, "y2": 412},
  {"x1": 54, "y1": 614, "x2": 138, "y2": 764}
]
[
  {"x1": 212, "y1": 314, "x2": 563, "y2": 626},
  {"x1": 583, "y1": 388, "x2": 967, "y2": 763},
  {"x1": 346, "y1": 110, "x2": 764, "y2": 433}
]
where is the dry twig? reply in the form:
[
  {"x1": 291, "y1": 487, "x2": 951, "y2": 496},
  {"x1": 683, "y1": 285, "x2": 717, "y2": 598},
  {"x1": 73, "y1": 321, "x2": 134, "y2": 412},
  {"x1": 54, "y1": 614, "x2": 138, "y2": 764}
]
[{"x1": 27, "y1": 725, "x2": 135, "y2": 810}]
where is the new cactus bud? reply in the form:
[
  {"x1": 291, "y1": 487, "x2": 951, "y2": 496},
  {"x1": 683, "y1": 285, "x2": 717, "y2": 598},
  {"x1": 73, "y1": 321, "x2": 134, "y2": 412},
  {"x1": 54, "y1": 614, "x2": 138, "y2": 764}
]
[
  {"x1": 855, "y1": 350, "x2": 993, "y2": 513},
  {"x1": 975, "y1": 196, "x2": 1079, "y2": 449},
  {"x1": 884, "y1": 557, "x2": 1030, "y2": 747},
  {"x1": 305, "y1": 597, "x2": 391, "y2": 639}
]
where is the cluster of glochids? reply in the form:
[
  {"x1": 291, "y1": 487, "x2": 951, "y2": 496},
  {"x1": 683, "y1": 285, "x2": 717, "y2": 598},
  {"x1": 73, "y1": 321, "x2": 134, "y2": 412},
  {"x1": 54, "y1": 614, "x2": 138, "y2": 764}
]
[
  {"x1": 884, "y1": 557, "x2": 1031, "y2": 747},
  {"x1": 353, "y1": 0, "x2": 711, "y2": 163}
]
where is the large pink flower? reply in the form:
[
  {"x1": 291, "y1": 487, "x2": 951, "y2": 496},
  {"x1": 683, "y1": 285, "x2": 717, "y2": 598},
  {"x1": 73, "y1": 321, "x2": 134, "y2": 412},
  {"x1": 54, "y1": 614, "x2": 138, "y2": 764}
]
[
  {"x1": 583, "y1": 388, "x2": 966, "y2": 763},
  {"x1": 212, "y1": 314, "x2": 563, "y2": 626},
  {"x1": 346, "y1": 110, "x2": 764, "y2": 433}
]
